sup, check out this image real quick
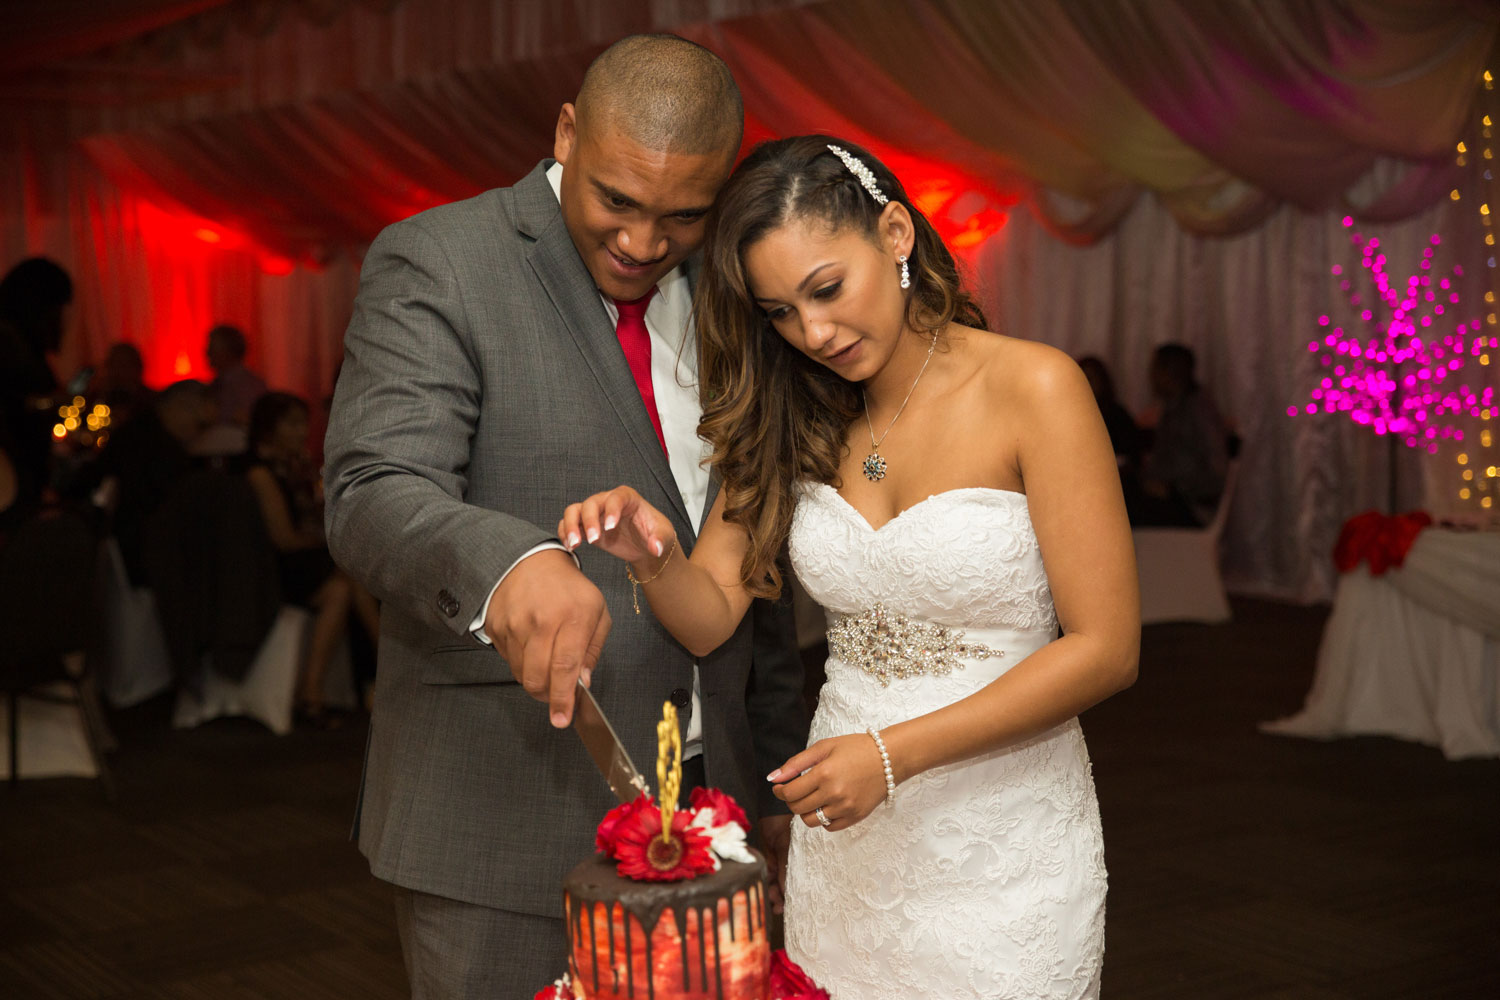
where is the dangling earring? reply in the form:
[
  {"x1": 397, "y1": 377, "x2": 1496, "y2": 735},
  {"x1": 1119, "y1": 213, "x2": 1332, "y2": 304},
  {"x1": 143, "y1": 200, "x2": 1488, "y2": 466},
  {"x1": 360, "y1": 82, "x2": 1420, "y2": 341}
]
[{"x1": 898, "y1": 254, "x2": 911, "y2": 290}]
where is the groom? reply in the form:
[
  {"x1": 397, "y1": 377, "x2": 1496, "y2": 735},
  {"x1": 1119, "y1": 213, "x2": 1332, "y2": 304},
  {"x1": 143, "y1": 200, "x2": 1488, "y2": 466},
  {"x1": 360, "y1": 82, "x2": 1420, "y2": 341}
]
[{"x1": 323, "y1": 34, "x2": 807, "y2": 995}]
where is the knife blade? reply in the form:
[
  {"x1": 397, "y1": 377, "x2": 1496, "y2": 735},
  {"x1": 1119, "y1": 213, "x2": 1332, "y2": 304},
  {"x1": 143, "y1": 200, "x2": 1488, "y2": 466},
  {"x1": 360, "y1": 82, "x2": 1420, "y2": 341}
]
[{"x1": 572, "y1": 680, "x2": 649, "y2": 803}]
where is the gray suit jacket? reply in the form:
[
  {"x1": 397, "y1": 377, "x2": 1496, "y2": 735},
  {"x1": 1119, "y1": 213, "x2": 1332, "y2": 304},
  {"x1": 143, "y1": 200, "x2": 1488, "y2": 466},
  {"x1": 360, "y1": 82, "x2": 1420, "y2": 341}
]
[{"x1": 323, "y1": 160, "x2": 807, "y2": 917}]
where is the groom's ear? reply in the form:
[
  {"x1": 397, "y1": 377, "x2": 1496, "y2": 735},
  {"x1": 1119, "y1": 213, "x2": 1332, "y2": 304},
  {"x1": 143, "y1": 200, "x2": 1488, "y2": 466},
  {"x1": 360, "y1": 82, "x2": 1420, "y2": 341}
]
[
  {"x1": 554, "y1": 103, "x2": 578, "y2": 165},
  {"x1": 879, "y1": 201, "x2": 915, "y2": 259}
]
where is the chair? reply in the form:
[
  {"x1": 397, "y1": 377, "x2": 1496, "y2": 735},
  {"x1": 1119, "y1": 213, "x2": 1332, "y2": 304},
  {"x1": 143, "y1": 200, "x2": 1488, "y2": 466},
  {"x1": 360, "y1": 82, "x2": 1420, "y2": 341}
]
[
  {"x1": 0, "y1": 507, "x2": 116, "y2": 797},
  {"x1": 99, "y1": 537, "x2": 174, "y2": 708},
  {"x1": 1133, "y1": 460, "x2": 1240, "y2": 625},
  {"x1": 149, "y1": 470, "x2": 356, "y2": 735},
  {"x1": 171, "y1": 605, "x2": 354, "y2": 735}
]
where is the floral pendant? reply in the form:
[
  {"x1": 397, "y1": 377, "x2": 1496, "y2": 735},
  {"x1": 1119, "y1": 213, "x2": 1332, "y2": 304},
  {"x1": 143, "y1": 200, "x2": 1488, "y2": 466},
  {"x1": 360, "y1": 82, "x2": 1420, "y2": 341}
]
[{"x1": 862, "y1": 451, "x2": 887, "y2": 482}]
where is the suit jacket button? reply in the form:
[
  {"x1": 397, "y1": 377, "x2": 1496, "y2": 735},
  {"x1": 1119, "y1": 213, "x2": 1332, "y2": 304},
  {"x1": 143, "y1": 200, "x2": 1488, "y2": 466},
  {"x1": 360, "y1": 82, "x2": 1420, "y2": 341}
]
[
  {"x1": 669, "y1": 687, "x2": 691, "y2": 710},
  {"x1": 438, "y1": 589, "x2": 460, "y2": 618}
]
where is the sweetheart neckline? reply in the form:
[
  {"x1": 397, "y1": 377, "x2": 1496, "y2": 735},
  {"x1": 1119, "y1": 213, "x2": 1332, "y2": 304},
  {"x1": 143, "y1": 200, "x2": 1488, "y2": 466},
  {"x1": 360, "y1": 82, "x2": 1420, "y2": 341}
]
[{"x1": 807, "y1": 481, "x2": 1029, "y2": 534}]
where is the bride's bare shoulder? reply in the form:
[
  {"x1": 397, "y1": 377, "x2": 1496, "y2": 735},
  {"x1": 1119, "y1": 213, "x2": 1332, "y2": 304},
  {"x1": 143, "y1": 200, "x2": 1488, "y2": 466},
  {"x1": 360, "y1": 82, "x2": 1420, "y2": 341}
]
[{"x1": 956, "y1": 328, "x2": 1088, "y2": 412}]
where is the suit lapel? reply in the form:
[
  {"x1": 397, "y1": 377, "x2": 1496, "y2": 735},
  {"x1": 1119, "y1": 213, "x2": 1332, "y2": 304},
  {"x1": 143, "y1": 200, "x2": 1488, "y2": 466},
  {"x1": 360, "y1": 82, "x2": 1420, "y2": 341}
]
[
  {"x1": 515, "y1": 164, "x2": 693, "y2": 531},
  {"x1": 679, "y1": 253, "x2": 722, "y2": 533}
]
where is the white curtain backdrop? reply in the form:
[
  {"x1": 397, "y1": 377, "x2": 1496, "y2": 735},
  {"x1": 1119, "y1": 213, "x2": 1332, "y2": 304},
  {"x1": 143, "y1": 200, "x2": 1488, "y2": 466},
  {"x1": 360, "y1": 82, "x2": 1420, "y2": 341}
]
[{"x1": 973, "y1": 170, "x2": 1497, "y2": 603}]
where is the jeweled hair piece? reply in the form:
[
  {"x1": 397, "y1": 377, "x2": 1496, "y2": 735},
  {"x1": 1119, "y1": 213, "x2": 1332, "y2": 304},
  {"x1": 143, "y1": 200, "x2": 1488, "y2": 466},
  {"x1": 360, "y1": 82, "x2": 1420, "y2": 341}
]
[{"x1": 827, "y1": 144, "x2": 888, "y2": 205}]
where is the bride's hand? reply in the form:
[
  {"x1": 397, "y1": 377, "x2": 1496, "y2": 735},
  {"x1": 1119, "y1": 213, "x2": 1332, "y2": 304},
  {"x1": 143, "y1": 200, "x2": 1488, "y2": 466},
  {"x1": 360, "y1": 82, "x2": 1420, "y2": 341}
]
[
  {"x1": 558, "y1": 486, "x2": 677, "y2": 568},
  {"x1": 767, "y1": 734, "x2": 890, "y2": 833}
]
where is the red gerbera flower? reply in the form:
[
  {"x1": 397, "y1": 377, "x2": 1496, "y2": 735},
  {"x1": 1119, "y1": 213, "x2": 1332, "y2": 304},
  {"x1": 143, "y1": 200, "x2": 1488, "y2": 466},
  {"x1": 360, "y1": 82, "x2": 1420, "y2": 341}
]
[
  {"x1": 613, "y1": 805, "x2": 717, "y2": 882},
  {"x1": 596, "y1": 792, "x2": 655, "y2": 856},
  {"x1": 689, "y1": 786, "x2": 749, "y2": 831}
]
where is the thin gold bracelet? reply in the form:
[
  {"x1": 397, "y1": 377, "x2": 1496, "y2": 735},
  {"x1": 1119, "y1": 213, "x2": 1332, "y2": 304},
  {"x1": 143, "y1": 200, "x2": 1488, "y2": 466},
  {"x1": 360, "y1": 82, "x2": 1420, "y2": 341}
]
[{"x1": 625, "y1": 537, "x2": 677, "y2": 615}]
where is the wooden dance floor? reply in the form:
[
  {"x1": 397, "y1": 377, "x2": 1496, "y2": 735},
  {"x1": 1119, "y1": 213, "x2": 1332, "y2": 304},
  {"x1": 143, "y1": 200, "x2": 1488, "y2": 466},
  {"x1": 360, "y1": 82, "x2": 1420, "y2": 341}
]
[{"x1": 0, "y1": 598, "x2": 1494, "y2": 998}]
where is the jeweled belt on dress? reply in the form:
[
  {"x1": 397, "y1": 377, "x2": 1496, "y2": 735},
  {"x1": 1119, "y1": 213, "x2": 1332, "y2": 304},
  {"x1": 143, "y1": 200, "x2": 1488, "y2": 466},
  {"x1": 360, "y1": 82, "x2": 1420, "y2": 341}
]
[{"x1": 825, "y1": 604, "x2": 1004, "y2": 686}]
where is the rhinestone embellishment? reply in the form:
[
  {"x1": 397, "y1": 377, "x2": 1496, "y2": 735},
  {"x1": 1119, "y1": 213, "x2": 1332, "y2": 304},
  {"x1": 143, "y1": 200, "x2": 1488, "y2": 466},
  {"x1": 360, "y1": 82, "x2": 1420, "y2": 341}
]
[
  {"x1": 826, "y1": 605, "x2": 1003, "y2": 686},
  {"x1": 827, "y1": 144, "x2": 889, "y2": 204},
  {"x1": 862, "y1": 452, "x2": 887, "y2": 482}
]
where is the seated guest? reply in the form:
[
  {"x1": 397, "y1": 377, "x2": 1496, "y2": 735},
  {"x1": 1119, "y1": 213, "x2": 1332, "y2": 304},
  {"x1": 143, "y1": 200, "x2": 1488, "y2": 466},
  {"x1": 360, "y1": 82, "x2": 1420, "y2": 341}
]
[
  {"x1": 244, "y1": 392, "x2": 378, "y2": 726},
  {"x1": 0, "y1": 426, "x2": 18, "y2": 543},
  {"x1": 1078, "y1": 355, "x2": 1141, "y2": 476},
  {"x1": 79, "y1": 379, "x2": 214, "y2": 584},
  {"x1": 1132, "y1": 343, "x2": 1230, "y2": 527},
  {"x1": 0, "y1": 257, "x2": 73, "y2": 512},
  {"x1": 205, "y1": 323, "x2": 267, "y2": 430},
  {"x1": 88, "y1": 342, "x2": 155, "y2": 428}
]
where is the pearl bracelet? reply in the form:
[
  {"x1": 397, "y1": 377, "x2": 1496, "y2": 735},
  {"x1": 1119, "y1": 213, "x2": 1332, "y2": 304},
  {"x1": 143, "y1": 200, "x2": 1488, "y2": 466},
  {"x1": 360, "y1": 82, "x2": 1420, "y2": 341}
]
[{"x1": 866, "y1": 726, "x2": 896, "y2": 805}]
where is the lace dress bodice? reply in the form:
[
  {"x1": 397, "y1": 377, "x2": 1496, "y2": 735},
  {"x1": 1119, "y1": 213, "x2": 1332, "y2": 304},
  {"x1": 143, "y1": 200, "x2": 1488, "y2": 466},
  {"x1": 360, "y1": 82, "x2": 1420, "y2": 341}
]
[
  {"x1": 790, "y1": 482, "x2": 1057, "y2": 632},
  {"x1": 782, "y1": 482, "x2": 1106, "y2": 1000}
]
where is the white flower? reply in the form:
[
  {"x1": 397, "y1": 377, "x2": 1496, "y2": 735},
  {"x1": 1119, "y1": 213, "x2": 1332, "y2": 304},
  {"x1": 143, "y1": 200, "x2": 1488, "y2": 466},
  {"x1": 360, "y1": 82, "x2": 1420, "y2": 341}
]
[{"x1": 690, "y1": 808, "x2": 755, "y2": 867}]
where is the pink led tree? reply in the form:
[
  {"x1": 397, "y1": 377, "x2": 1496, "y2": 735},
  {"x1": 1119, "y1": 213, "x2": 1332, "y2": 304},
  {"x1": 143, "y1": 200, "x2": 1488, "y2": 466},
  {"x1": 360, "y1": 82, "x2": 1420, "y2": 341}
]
[{"x1": 1292, "y1": 219, "x2": 1496, "y2": 498}]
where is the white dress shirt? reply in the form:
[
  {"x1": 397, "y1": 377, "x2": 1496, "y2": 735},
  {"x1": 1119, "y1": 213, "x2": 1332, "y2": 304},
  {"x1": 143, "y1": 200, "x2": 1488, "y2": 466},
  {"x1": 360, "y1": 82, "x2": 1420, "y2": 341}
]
[{"x1": 470, "y1": 161, "x2": 712, "y2": 749}]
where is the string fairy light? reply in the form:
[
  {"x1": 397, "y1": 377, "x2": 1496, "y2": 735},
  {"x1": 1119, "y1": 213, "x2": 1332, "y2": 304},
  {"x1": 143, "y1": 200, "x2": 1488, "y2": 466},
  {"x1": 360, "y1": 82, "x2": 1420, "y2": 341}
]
[{"x1": 1449, "y1": 64, "x2": 1500, "y2": 509}]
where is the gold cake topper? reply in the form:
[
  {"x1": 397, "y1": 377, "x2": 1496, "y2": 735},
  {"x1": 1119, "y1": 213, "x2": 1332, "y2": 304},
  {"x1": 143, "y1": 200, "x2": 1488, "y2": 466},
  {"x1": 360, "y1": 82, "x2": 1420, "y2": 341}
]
[{"x1": 656, "y1": 700, "x2": 682, "y2": 846}]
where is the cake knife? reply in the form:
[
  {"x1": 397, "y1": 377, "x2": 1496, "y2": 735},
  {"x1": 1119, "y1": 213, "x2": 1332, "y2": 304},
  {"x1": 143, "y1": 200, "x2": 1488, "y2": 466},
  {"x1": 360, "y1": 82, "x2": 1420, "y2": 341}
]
[{"x1": 572, "y1": 680, "x2": 649, "y2": 803}]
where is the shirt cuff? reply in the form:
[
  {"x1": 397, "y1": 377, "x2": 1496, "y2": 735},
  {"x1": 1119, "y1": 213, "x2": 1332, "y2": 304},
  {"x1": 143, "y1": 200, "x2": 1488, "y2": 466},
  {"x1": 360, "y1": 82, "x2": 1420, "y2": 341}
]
[{"x1": 469, "y1": 541, "x2": 577, "y2": 645}]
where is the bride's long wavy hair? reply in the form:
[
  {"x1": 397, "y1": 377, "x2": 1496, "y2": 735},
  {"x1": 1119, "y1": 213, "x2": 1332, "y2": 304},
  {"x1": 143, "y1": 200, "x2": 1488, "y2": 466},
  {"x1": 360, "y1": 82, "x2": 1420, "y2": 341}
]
[{"x1": 695, "y1": 135, "x2": 988, "y2": 597}]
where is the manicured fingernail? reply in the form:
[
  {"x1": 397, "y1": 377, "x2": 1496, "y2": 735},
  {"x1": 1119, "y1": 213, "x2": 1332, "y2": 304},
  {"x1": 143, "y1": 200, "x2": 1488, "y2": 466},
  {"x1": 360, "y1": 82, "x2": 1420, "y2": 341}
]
[
  {"x1": 766, "y1": 769, "x2": 782, "y2": 781},
  {"x1": 653, "y1": 539, "x2": 664, "y2": 556},
  {"x1": 604, "y1": 515, "x2": 617, "y2": 531},
  {"x1": 586, "y1": 528, "x2": 598, "y2": 543},
  {"x1": 552, "y1": 712, "x2": 568, "y2": 728},
  {"x1": 567, "y1": 532, "x2": 580, "y2": 548},
  {"x1": 581, "y1": 668, "x2": 592, "y2": 687}
]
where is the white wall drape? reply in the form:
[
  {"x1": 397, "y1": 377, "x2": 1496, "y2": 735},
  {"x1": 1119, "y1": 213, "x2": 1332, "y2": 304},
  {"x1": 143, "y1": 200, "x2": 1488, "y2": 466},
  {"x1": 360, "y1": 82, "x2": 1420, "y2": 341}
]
[{"x1": 974, "y1": 180, "x2": 1496, "y2": 602}]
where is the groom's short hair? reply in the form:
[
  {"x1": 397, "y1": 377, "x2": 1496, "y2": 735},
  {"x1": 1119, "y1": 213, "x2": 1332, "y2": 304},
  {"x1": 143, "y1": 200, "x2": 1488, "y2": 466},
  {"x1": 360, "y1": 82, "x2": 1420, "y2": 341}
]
[{"x1": 576, "y1": 34, "x2": 743, "y2": 156}]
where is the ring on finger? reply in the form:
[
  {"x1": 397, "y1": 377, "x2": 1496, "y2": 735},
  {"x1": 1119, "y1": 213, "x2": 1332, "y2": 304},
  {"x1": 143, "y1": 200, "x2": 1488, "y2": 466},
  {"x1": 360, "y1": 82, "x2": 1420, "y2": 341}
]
[{"x1": 814, "y1": 806, "x2": 832, "y2": 828}]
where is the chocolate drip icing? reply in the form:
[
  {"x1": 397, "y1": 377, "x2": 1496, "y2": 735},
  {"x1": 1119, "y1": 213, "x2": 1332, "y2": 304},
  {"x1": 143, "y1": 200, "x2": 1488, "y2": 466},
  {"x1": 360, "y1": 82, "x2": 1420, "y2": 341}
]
[
  {"x1": 624, "y1": 911, "x2": 634, "y2": 998},
  {"x1": 695, "y1": 905, "x2": 709, "y2": 993},
  {"x1": 586, "y1": 898, "x2": 600, "y2": 996},
  {"x1": 672, "y1": 904, "x2": 691, "y2": 989},
  {"x1": 564, "y1": 850, "x2": 768, "y2": 997},
  {"x1": 712, "y1": 902, "x2": 724, "y2": 1000},
  {"x1": 608, "y1": 901, "x2": 618, "y2": 991}
]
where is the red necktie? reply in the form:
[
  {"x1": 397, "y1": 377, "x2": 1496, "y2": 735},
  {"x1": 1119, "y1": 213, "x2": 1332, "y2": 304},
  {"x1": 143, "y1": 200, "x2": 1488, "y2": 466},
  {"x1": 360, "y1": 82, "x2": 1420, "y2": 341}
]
[{"x1": 612, "y1": 289, "x2": 668, "y2": 457}]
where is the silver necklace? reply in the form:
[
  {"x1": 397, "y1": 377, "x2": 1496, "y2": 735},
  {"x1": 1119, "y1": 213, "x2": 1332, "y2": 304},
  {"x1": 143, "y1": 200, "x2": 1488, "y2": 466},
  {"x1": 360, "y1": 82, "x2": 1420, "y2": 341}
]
[{"x1": 861, "y1": 336, "x2": 937, "y2": 482}]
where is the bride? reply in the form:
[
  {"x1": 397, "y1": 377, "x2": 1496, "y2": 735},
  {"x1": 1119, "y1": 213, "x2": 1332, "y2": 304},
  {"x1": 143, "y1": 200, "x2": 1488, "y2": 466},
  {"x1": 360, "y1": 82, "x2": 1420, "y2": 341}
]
[{"x1": 559, "y1": 135, "x2": 1139, "y2": 998}]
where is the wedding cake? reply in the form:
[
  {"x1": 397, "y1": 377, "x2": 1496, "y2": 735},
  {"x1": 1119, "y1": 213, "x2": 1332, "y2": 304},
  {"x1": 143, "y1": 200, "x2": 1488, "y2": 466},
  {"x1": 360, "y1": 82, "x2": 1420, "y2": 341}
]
[
  {"x1": 558, "y1": 790, "x2": 770, "y2": 999},
  {"x1": 536, "y1": 704, "x2": 823, "y2": 1000}
]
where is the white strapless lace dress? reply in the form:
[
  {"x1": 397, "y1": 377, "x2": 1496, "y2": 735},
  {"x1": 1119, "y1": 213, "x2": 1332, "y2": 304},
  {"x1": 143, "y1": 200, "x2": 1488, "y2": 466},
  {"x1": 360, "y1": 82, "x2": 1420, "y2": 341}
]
[{"x1": 783, "y1": 483, "x2": 1106, "y2": 999}]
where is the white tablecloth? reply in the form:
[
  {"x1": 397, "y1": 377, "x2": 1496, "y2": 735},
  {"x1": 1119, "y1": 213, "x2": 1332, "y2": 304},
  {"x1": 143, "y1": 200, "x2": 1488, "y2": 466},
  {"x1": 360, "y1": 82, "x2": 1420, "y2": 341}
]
[
  {"x1": 1263, "y1": 528, "x2": 1500, "y2": 760},
  {"x1": 0, "y1": 682, "x2": 98, "y2": 779}
]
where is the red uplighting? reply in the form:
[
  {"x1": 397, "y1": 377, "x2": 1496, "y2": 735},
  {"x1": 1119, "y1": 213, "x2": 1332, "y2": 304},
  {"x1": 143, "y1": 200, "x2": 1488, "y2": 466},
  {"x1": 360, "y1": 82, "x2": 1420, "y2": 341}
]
[{"x1": 879, "y1": 150, "x2": 1015, "y2": 252}]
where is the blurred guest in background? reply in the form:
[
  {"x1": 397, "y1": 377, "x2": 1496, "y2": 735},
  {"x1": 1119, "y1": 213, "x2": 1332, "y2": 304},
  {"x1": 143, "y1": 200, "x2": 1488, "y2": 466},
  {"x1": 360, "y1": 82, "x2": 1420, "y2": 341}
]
[
  {"x1": 206, "y1": 323, "x2": 267, "y2": 429},
  {"x1": 88, "y1": 342, "x2": 155, "y2": 428},
  {"x1": 1078, "y1": 355, "x2": 1141, "y2": 479},
  {"x1": 1132, "y1": 342, "x2": 1230, "y2": 526},
  {"x1": 0, "y1": 257, "x2": 72, "y2": 512},
  {"x1": 0, "y1": 432, "x2": 17, "y2": 541},
  {"x1": 245, "y1": 392, "x2": 378, "y2": 726},
  {"x1": 80, "y1": 379, "x2": 214, "y2": 584}
]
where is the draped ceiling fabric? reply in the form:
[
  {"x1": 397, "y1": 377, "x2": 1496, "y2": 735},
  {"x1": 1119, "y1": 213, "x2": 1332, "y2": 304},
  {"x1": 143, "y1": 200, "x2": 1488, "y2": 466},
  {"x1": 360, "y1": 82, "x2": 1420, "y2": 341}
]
[{"x1": 1, "y1": 0, "x2": 1498, "y2": 600}]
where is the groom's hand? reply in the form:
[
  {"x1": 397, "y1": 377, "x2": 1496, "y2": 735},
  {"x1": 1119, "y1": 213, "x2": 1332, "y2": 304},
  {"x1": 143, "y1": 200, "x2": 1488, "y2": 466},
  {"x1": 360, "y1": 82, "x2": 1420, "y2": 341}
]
[
  {"x1": 757, "y1": 814, "x2": 793, "y2": 914},
  {"x1": 485, "y1": 549, "x2": 611, "y2": 728}
]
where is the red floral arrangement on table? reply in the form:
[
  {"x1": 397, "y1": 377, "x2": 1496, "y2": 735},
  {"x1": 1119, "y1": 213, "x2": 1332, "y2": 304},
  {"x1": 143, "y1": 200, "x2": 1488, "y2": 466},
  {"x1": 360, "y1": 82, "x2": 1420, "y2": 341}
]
[{"x1": 1333, "y1": 509, "x2": 1432, "y2": 575}]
